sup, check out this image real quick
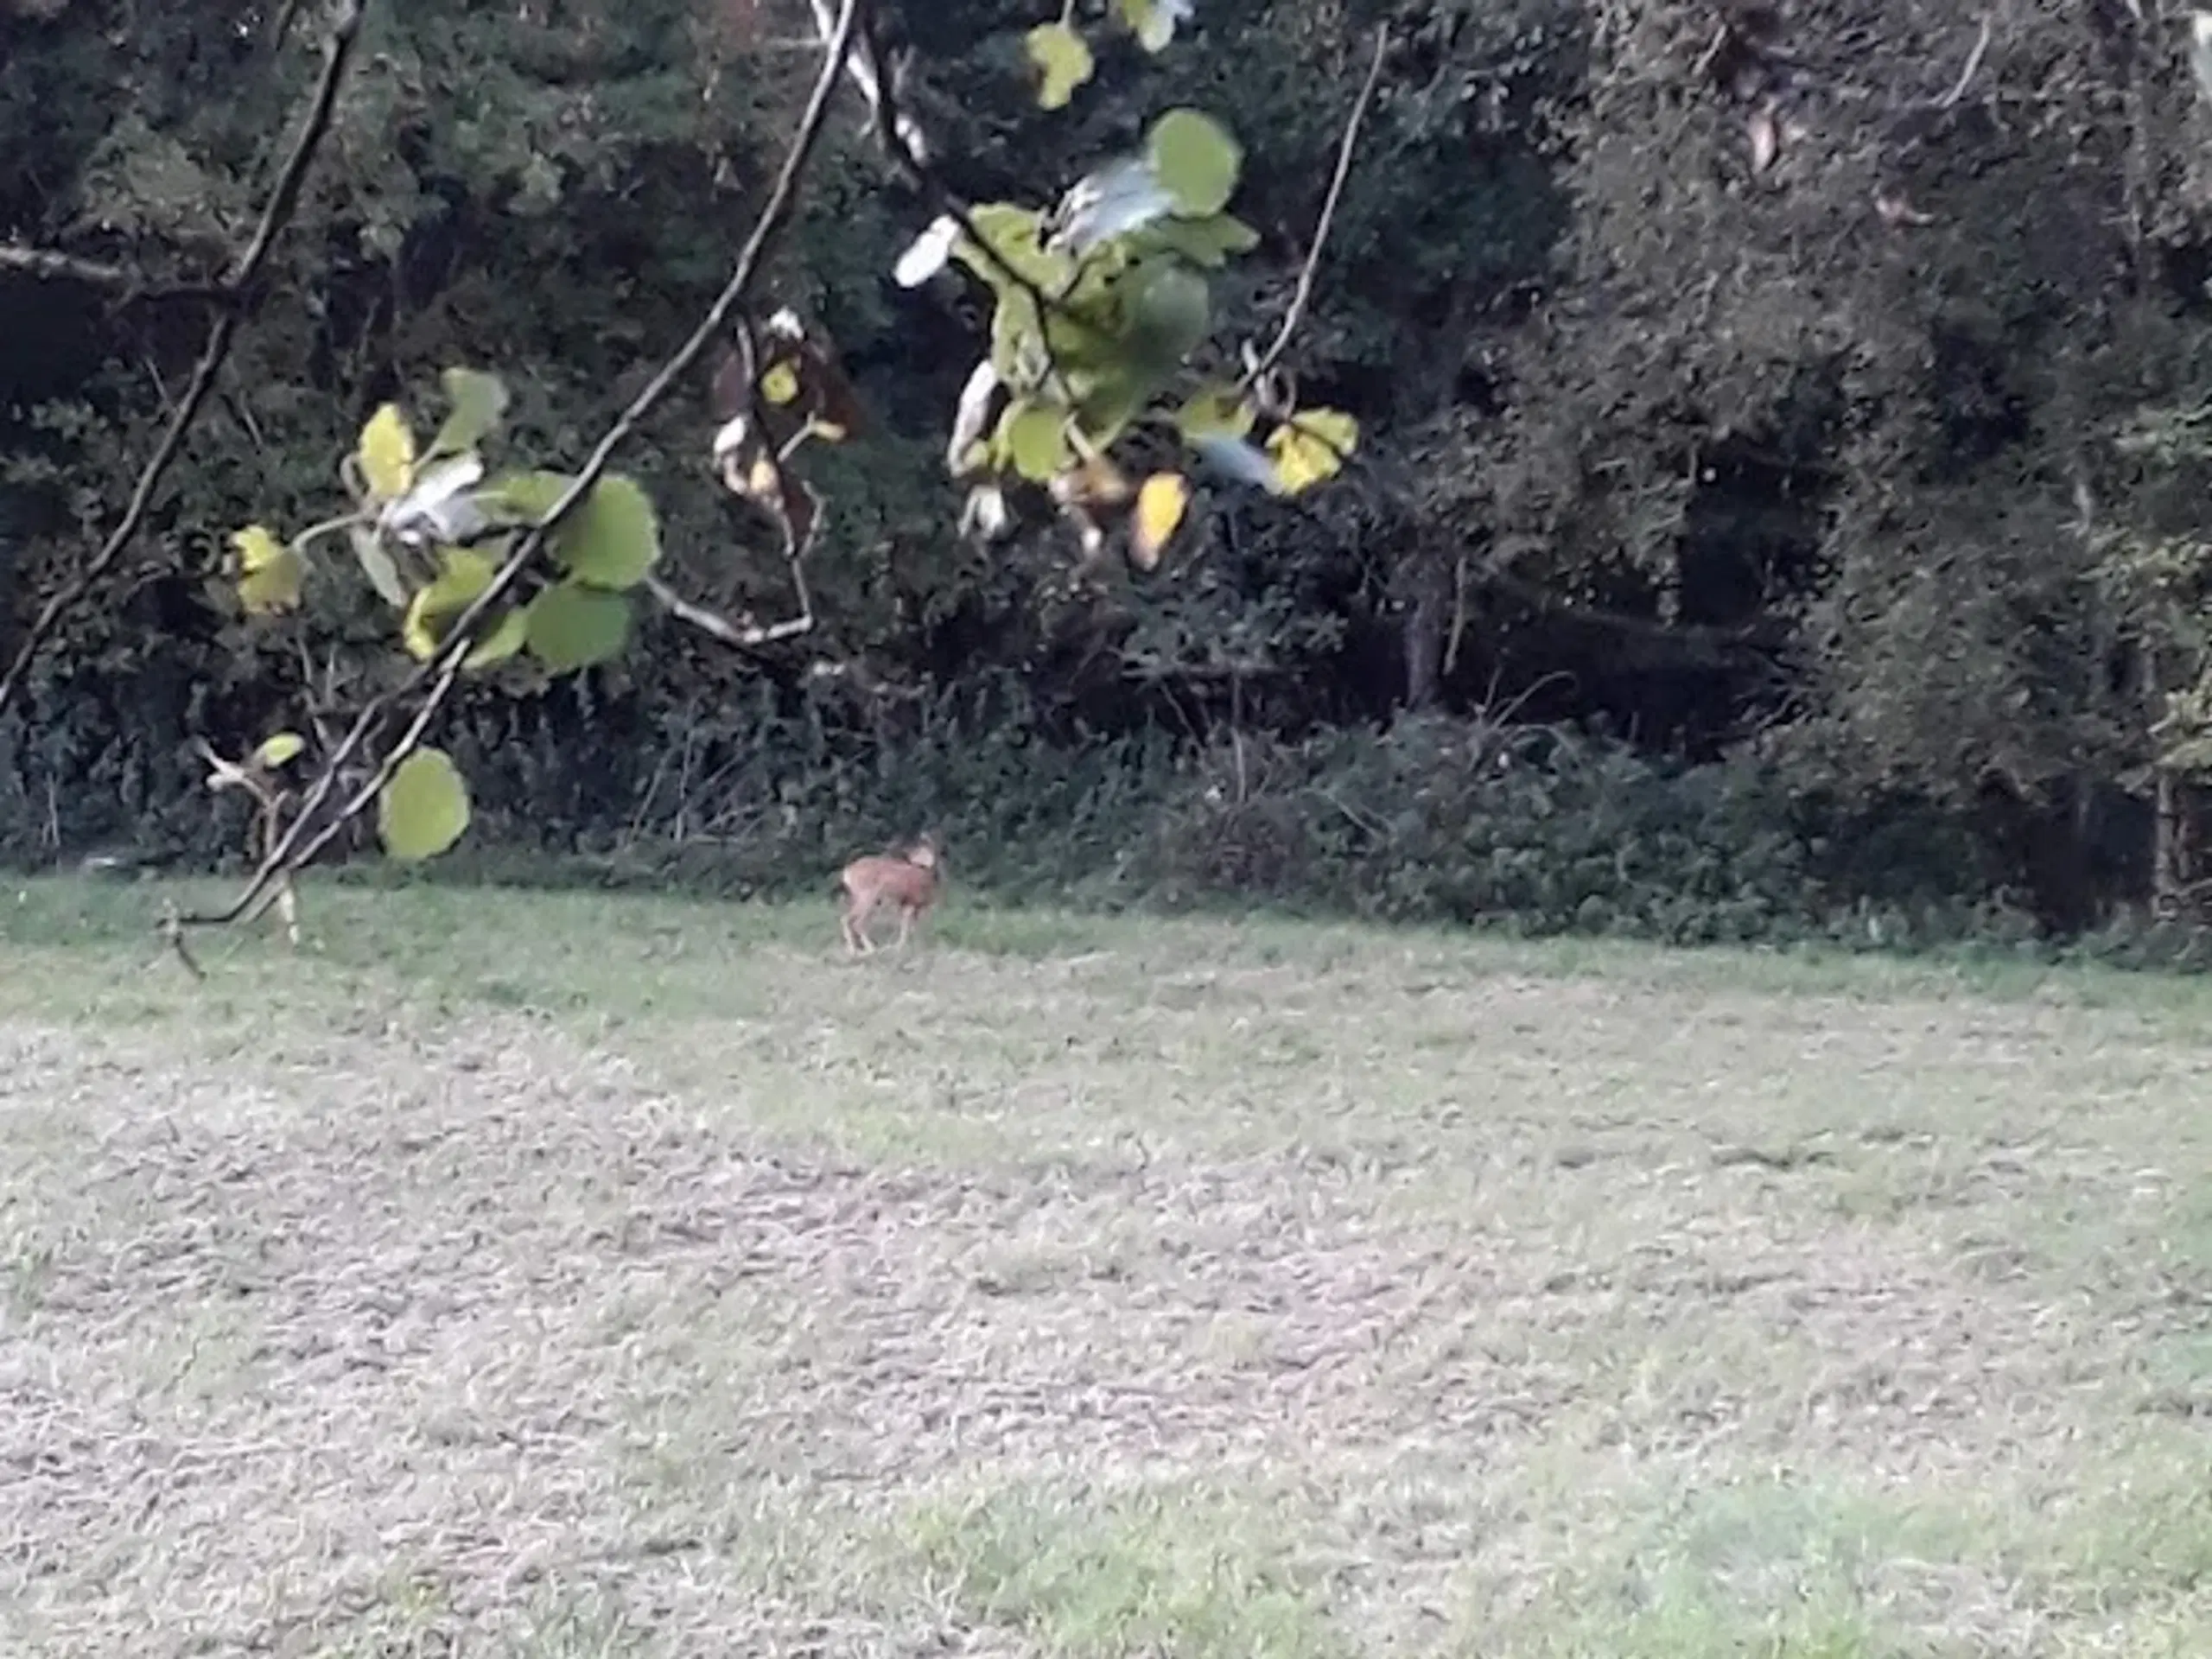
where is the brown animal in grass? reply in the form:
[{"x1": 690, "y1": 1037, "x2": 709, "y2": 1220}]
[{"x1": 836, "y1": 835, "x2": 942, "y2": 955}]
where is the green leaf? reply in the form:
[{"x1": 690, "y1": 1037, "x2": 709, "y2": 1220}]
[
  {"x1": 401, "y1": 548, "x2": 498, "y2": 660},
  {"x1": 429, "y1": 366, "x2": 509, "y2": 459},
  {"x1": 486, "y1": 471, "x2": 660, "y2": 591},
  {"x1": 1122, "y1": 259, "x2": 1212, "y2": 371},
  {"x1": 378, "y1": 747, "x2": 471, "y2": 861},
  {"x1": 483, "y1": 470, "x2": 571, "y2": 519},
  {"x1": 1146, "y1": 109, "x2": 1243, "y2": 217},
  {"x1": 524, "y1": 582, "x2": 632, "y2": 671},
  {"x1": 1266, "y1": 406, "x2": 1359, "y2": 494},
  {"x1": 1025, "y1": 21, "x2": 1095, "y2": 111},
  {"x1": 1000, "y1": 401, "x2": 1075, "y2": 484},
  {"x1": 556, "y1": 475, "x2": 660, "y2": 590},
  {"x1": 252, "y1": 731, "x2": 306, "y2": 770},
  {"x1": 1071, "y1": 365, "x2": 1154, "y2": 448},
  {"x1": 357, "y1": 404, "x2": 416, "y2": 499},
  {"x1": 990, "y1": 291, "x2": 1048, "y2": 382},
  {"x1": 464, "y1": 607, "x2": 528, "y2": 670},
  {"x1": 1138, "y1": 213, "x2": 1261, "y2": 269},
  {"x1": 1118, "y1": 0, "x2": 1190, "y2": 52},
  {"x1": 348, "y1": 527, "x2": 411, "y2": 608},
  {"x1": 232, "y1": 524, "x2": 306, "y2": 614},
  {"x1": 953, "y1": 203, "x2": 1072, "y2": 292},
  {"x1": 1174, "y1": 385, "x2": 1258, "y2": 443}
]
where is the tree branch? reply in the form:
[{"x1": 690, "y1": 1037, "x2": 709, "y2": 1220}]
[
  {"x1": 1238, "y1": 29, "x2": 1389, "y2": 397},
  {"x1": 644, "y1": 569, "x2": 816, "y2": 652},
  {"x1": 179, "y1": 0, "x2": 874, "y2": 931},
  {"x1": 0, "y1": 243, "x2": 228, "y2": 305},
  {"x1": 0, "y1": 0, "x2": 368, "y2": 715}
]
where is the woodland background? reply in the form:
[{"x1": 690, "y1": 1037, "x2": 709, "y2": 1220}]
[{"x1": 10, "y1": 0, "x2": 2212, "y2": 959}]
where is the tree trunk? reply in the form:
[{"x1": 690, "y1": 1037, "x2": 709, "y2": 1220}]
[
  {"x1": 2152, "y1": 768, "x2": 2208, "y2": 922},
  {"x1": 1402, "y1": 549, "x2": 1448, "y2": 712}
]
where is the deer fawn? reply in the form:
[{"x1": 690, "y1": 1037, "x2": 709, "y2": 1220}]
[{"x1": 836, "y1": 834, "x2": 942, "y2": 956}]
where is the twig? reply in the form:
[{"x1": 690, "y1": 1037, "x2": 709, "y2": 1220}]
[
  {"x1": 1936, "y1": 16, "x2": 1992, "y2": 110},
  {"x1": 179, "y1": 0, "x2": 872, "y2": 930},
  {"x1": 158, "y1": 906, "x2": 207, "y2": 980},
  {"x1": 0, "y1": 243, "x2": 227, "y2": 304},
  {"x1": 643, "y1": 568, "x2": 816, "y2": 652},
  {"x1": 0, "y1": 0, "x2": 368, "y2": 716},
  {"x1": 1238, "y1": 29, "x2": 1389, "y2": 396}
]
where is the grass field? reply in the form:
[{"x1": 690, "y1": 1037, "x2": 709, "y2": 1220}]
[{"x1": 4, "y1": 874, "x2": 2212, "y2": 1656}]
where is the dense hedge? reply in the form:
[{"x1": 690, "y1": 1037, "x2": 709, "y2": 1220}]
[{"x1": 20, "y1": 661, "x2": 2205, "y2": 969}]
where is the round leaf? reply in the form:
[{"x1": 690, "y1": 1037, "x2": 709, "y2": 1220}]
[
  {"x1": 551, "y1": 474, "x2": 660, "y2": 590},
  {"x1": 1174, "y1": 385, "x2": 1257, "y2": 443},
  {"x1": 356, "y1": 404, "x2": 416, "y2": 500},
  {"x1": 378, "y1": 747, "x2": 471, "y2": 861},
  {"x1": 1146, "y1": 109, "x2": 1243, "y2": 216},
  {"x1": 1001, "y1": 402, "x2": 1075, "y2": 484},
  {"x1": 252, "y1": 731, "x2": 306, "y2": 770},
  {"x1": 484, "y1": 469, "x2": 572, "y2": 521},
  {"x1": 1119, "y1": 0, "x2": 1192, "y2": 52},
  {"x1": 429, "y1": 366, "x2": 509, "y2": 458},
  {"x1": 524, "y1": 582, "x2": 632, "y2": 672},
  {"x1": 464, "y1": 607, "x2": 528, "y2": 671},
  {"x1": 1025, "y1": 22, "x2": 1095, "y2": 111},
  {"x1": 1126, "y1": 260, "x2": 1212, "y2": 368},
  {"x1": 760, "y1": 360, "x2": 801, "y2": 406}
]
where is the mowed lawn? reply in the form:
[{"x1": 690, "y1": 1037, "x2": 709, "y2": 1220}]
[{"x1": 4, "y1": 876, "x2": 2212, "y2": 1657}]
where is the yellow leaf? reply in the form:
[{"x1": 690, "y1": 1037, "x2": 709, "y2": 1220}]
[
  {"x1": 1129, "y1": 472, "x2": 1188, "y2": 570},
  {"x1": 357, "y1": 404, "x2": 416, "y2": 499},
  {"x1": 252, "y1": 731, "x2": 306, "y2": 769},
  {"x1": 1265, "y1": 407, "x2": 1358, "y2": 495},
  {"x1": 1025, "y1": 22, "x2": 1095, "y2": 111},
  {"x1": 232, "y1": 524, "x2": 305, "y2": 613},
  {"x1": 759, "y1": 360, "x2": 801, "y2": 406},
  {"x1": 400, "y1": 548, "x2": 497, "y2": 659}
]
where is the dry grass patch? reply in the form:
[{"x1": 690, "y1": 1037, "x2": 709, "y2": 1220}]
[{"x1": 3, "y1": 876, "x2": 2212, "y2": 1655}]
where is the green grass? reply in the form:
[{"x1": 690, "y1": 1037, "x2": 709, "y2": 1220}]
[{"x1": 3, "y1": 871, "x2": 2212, "y2": 1655}]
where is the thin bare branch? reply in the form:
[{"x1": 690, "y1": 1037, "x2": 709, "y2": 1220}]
[
  {"x1": 644, "y1": 569, "x2": 816, "y2": 651},
  {"x1": 181, "y1": 0, "x2": 873, "y2": 930},
  {"x1": 0, "y1": 0, "x2": 369, "y2": 715},
  {"x1": 0, "y1": 243, "x2": 226, "y2": 303},
  {"x1": 1936, "y1": 16, "x2": 1993, "y2": 110},
  {"x1": 1238, "y1": 28, "x2": 1389, "y2": 396}
]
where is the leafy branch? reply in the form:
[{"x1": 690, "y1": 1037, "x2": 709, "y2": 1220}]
[
  {"x1": 863, "y1": 0, "x2": 1374, "y2": 567},
  {"x1": 176, "y1": 0, "x2": 873, "y2": 932},
  {"x1": 162, "y1": 0, "x2": 1380, "y2": 944},
  {"x1": 0, "y1": 0, "x2": 368, "y2": 715}
]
